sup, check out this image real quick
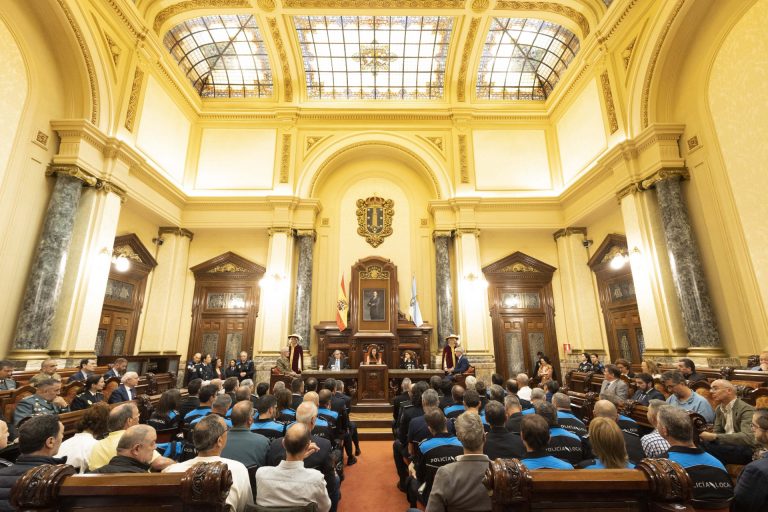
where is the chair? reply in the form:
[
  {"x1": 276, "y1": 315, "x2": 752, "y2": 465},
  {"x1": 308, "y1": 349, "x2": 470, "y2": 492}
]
[{"x1": 247, "y1": 504, "x2": 317, "y2": 512}]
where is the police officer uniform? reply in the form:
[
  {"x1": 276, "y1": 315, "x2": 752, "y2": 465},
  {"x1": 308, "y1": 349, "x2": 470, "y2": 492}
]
[
  {"x1": 70, "y1": 390, "x2": 104, "y2": 411},
  {"x1": 234, "y1": 359, "x2": 254, "y2": 382},
  {"x1": 13, "y1": 395, "x2": 69, "y2": 425}
]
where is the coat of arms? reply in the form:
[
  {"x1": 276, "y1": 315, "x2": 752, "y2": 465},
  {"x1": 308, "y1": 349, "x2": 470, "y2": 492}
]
[{"x1": 356, "y1": 196, "x2": 394, "y2": 248}]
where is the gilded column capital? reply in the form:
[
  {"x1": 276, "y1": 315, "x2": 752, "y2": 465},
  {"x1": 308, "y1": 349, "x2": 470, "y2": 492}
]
[
  {"x1": 641, "y1": 168, "x2": 690, "y2": 190},
  {"x1": 432, "y1": 230, "x2": 454, "y2": 241},
  {"x1": 268, "y1": 227, "x2": 293, "y2": 237},
  {"x1": 616, "y1": 181, "x2": 643, "y2": 203},
  {"x1": 158, "y1": 226, "x2": 195, "y2": 240},
  {"x1": 456, "y1": 227, "x2": 480, "y2": 237},
  {"x1": 294, "y1": 229, "x2": 317, "y2": 241},
  {"x1": 46, "y1": 165, "x2": 98, "y2": 187},
  {"x1": 94, "y1": 179, "x2": 127, "y2": 203},
  {"x1": 552, "y1": 227, "x2": 587, "y2": 241}
]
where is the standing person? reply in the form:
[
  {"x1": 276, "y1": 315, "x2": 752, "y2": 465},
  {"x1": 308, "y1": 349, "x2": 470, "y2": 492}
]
[
  {"x1": 200, "y1": 354, "x2": 215, "y2": 380},
  {"x1": 734, "y1": 408, "x2": 768, "y2": 512},
  {"x1": 288, "y1": 334, "x2": 304, "y2": 374},
  {"x1": 442, "y1": 335, "x2": 459, "y2": 372},
  {"x1": 532, "y1": 352, "x2": 544, "y2": 379},
  {"x1": 235, "y1": 351, "x2": 254, "y2": 381},
  {"x1": 537, "y1": 356, "x2": 553, "y2": 385},
  {"x1": 70, "y1": 374, "x2": 105, "y2": 411},
  {"x1": 224, "y1": 359, "x2": 239, "y2": 379},
  {"x1": 577, "y1": 353, "x2": 593, "y2": 372},
  {"x1": 211, "y1": 357, "x2": 224, "y2": 380},
  {"x1": 184, "y1": 353, "x2": 202, "y2": 385}
]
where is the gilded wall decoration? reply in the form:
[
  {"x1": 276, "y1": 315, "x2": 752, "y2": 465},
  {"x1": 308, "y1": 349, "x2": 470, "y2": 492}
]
[
  {"x1": 267, "y1": 17, "x2": 294, "y2": 102},
  {"x1": 104, "y1": 33, "x2": 121, "y2": 66},
  {"x1": 125, "y1": 68, "x2": 144, "y2": 132},
  {"x1": 495, "y1": 1, "x2": 590, "y2": 37},
  {"x1": 113, "y1": 245, "x2": 143, "y2": 263},
  {"x1": 305, "y1": 136, "x2": 325, "y2": 153},
  {"x1": 425, "y1": 136, "x2": 444, "y2": 152},
  {"x1": 622, "y1": 37, "x2": 637, "y2": 69},
  {"x1": 457, "y1": 18, "x2": 480, "y2": 102},
  {"x1": 360, "y1": 265, "x2": 390, "y2": 280},
  {"x1": 458, "y1": 134, "x2": 469, "y2": 183},
  {"x1": 500, "y1": 262, "x2": 539, "y2": 272},
  {"x1": 600, "y1": 71, "x2": 619, "y2": 134},
  {"x1": 687, "y1": 136, "x2": 699, "y2": 151},
  {"x1": 356, "y1": 196, "x2": 394, "y2": 248},
  {"x1": 56, "y1": 0, "x2": 98, "y2": 124},
  {"x1": 280, "y1": 133, "x2": 292, "y2": 183},
  {"x1": 471, "y1": 0, "x2": 490, "y2": 13},
  {"x1": 283, "y1": 0, "x2": 464, "y2": 7},
  {"x1": 35, "y1": 131, "x2": 49, "y2": 149},
  {"x1": 153, "y1": 0, "x2": 251, "y2": 32},
  {"x1": 209, "y1": 262, "x2": 249, "y2": 273},
  {"x1": 257, "y1": 0, "x2": 277, "y2": 11}
]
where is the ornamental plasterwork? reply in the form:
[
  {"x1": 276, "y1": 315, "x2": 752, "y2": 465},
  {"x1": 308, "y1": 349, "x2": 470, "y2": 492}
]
[
  {"x1": 622, "y1": 37, "x2": 637, "y2": 69},
  {"x1": 494, "y1": 1, "x2": 590, "y2": 37},
  {"x1": 600, "y1": 71, "x2": 619, "y2": 134},
  {"x1": 356, "y1": 196, "x2": 394, "y2": 248},
  {"x1": 113, "y1": 245, "x2": 143, "y2": 263},
  {"x1": 283, "y1": 0, "x2": 464, "y2": 7},
  {"x1": 601, "y1": 245, "x2": 625, "y2": 264},
  {"x1": 501, "y1": 262, "x2": 539, "y2": 272},
  {"x1": 56, "y1": 0, "x2": 98, "y2": 123},
  {"x1": 457, "y1": 17, "x2": 481, "y2": 102},
  {"x1": 361, "y1": 265, "x2": 390, "y2": 280},
  {"x1": 209, "y1": 262, "x2": 249, "y2": 273},
  {"x1": 153, "y1": 0, "x2": 251, "y2": 32},
  {"x1": 125, "y1": 68, "x2": 144, "y2": 132},
  {"x1": 279, "y1": 134, "x2": 292, "y2": 183},
  {"x1": 257, "y1": 0, "x2": 276, "y2": 11},
  {"x1": 267, "y1": 17, "x2": 294, "y2": 101},
  {"x1": 458, "y1": 134, "x2": 469, "y2": 183},
  {"x1": 305, "y1": 136, "x2": 325, "y2": 153}
]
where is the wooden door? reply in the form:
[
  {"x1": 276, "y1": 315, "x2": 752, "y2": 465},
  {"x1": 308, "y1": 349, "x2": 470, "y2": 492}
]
[
  {"x1": 198, "y1": 315, "x2": 248, "y2": 364},
  {"x1": 608, "y1": 308, "x2": 644, "y2": 363},
  {"x1": 96, "y1": 310, "x2": 133, "y2": 356},
  {"x1": 495, "y1": 314, "x2": 553, "y2": 380}
]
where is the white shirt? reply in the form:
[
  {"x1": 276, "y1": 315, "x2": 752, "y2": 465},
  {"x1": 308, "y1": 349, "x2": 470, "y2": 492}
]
[
  {"x1": 255, "y1": 460, "x2": 331, "y2": 512},
  {"x1": 164, "y1": 455, "x2": 253, "y2": 512},
  {"x1": 56, "y1": 432, "x2": 98, "y2": 473},
  {"x1": 721, "y1": 398, "x2": 737, "y2": 434},
  {"x1": 518, "y1": 386, "x2": 532, "y2": 401}
]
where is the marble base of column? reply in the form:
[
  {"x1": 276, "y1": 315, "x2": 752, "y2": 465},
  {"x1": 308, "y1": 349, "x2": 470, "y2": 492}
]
[{"x1": 686, "y1": 346, "x2": 726, "y2": 358}]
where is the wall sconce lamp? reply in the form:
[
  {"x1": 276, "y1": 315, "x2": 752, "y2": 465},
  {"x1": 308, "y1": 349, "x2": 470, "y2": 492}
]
[
  {"x1": 610, "y1": 247, "x2": 641, "y2": 270},
  {"x1": 102, "y1": 247, "x2": 131, "y2": 272}
]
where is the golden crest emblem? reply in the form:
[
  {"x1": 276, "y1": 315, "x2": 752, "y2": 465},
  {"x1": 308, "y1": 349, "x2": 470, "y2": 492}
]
[{"x1": 356, "y1": 196, "x2": 394, "y2": 248}]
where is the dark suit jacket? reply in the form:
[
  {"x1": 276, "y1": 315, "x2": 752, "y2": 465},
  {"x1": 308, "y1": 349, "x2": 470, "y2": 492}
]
[
  {"x1": 103, "y1": 369, "x2": 121, "y2": 381},
  {"x1": 735, "y1": 453, "x2": 768, "y2": 512},
  {"x1": 108, "y1": 385, "x2": 135, "y2": 404},
  {"x1": 69, "y1": 371, "x2": 88, "y2": 382},
  {"x1": 326, "y1": 357, "x2": 350, "y2": 370},
  {"x1": 452, "y1": 356, "x2": 470, "y2": 374}
]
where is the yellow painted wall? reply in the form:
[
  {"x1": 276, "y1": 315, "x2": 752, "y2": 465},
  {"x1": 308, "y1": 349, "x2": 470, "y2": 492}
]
[
  {"x1": 472, "y1": 130, "x2": 551, "y2": 190},
  {"x1": 195, "y1": 128, "x2": 277, "y2": 190},
  {"x1": 556, "y1": 78, "x2": 607, "y2": 184},
  {"x1": 115, "y1": 203, "x2": 164, "y2": 254},
  {"x1": 0, "y1": 16, "x2": 27, "y2": 189}
]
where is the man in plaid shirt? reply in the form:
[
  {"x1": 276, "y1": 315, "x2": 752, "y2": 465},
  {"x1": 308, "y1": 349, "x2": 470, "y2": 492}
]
[{"x1": 641, "y1": 399, "x2": 670, "y2": 457}]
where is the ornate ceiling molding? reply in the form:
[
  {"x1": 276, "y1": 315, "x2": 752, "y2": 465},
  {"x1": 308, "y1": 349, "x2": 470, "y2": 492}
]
[
  {"x1": 125, "y1": 67, "x2": 145, "y2": 132},
  {"x1": 153, "y1": 0, "x2": 251, "y2": 32},
  {"x1": 279, "y1": 134, "x2": 292, "y2": 183},
  {"x1": 282, "y1": 0, "x2": 465, "y2": 7},
  {"x1": 457, "y1": 17, "x2": 481, "y2": 102},
  {"x1": 600, "y1": 71, "x2": 618, "y2": 134},
  {"x1": 494, "y1": 1, "x2": 590, "y2": 38},
  {"x1": 56, "y1": 0, "x2": 99, "y2": 124},
  {"x1": 266, "y1": 17, "x2": 294, "y2": 102}
]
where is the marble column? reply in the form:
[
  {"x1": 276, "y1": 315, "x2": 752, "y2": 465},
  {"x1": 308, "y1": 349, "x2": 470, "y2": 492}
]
[
  {"x1": 12, "y1": 166, "x2": 95, "y2": 350},
  {"x1": 433, "y1": 232, "x2": 455, "y2": 348},
  {"x1": 648, "y1": 169, "x2": 722, "y2": 352},
  {"x1": 292, "y1": 230, "x2": 315, "y2": 349}
]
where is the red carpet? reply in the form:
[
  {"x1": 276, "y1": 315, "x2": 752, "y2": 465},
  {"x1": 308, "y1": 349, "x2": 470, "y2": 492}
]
[{"x1": 338, "y1": 441, "x2": 423, "y2": 512}]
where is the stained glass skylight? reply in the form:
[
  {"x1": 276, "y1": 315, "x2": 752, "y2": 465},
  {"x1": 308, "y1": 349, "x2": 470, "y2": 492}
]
[
  {"x1": 294, "y1": 16, "x2": 454, "y2": 100},
  {"x1": 164, "y1": 15, "x2": 273, "y2": 98},
  {"x1": 476, "y1": 18, "x2": 579, "y2": 101}
]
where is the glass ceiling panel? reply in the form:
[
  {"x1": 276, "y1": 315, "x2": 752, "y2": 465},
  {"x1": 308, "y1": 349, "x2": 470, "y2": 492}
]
[
  {"x1": 476, "y1": 18, "x2": 579, "y2": 101},
  {"x1": 294, "y1": 16, "x2": 454, "y2": 100},
  {"x1": 163, "y1": 15, "x2": 273, "y2": 99}
]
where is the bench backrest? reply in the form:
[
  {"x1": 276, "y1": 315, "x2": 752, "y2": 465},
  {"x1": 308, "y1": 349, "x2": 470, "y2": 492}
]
[{"x1": 11, "y1": 462, "x2": 232, "y2": 511}]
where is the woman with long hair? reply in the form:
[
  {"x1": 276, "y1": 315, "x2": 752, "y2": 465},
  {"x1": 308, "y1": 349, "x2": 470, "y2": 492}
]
[
  {"x1": 579, "y1": 417, "x2": 634, "y2": 469},
  {"x1": 224, "y1": 359, "x2": 239, "y2": 379},
  {"x1": 641, "y1": 359, "x2": 661, "y2": 380},
  {"x1": 578, "y1": 352, "x2": 593, "y2": 372},
  {"x1": 537, "y1": 355, "x2": 553, "y2": 384},
  {"x1": 147, "y1": 388, "x2": 182, "y2": 430}
]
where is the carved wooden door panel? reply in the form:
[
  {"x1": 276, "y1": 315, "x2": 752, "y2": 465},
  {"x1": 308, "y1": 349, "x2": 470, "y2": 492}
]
[
  {"x1": 608, "y1": 308, "x2": 644, "y2": 363},
  {"x1": 498, "y1": 315, "x2": 526, "y2": 379},
  {"x1": 97, "y1": 310, "x2": 133, "y2": 356}
]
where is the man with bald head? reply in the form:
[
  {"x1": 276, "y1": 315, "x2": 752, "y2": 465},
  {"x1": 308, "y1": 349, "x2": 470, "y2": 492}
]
[
  {"x1": 256, "y1": 423, "x2": 331, "y2": 512},
  {"x1": 91, "y1": 425, "x2": 156, "y2": 473},
  {"x1": 699, "y1": 379, "x2": 757, "y2": 465},
  {"x1": 221, "y1": 400, "x2": 270, "y2": 468},
  {"x1": 589, "y1": 399, "x2": 644, "y2": 463}
]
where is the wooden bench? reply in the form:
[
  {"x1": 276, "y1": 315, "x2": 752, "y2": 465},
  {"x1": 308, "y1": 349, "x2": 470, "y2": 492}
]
[
  {"x1": 10, "y1": 461, "x2": 232, "y2": 511},
  {"x1": 483, "y1": 457, "x2": 695, "y2": 511},
  {"x1": 11, "y1": 365, "x2": 112, "y2": 387}
]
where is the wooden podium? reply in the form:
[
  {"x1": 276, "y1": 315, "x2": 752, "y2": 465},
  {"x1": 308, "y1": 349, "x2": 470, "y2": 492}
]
[{"x1": 358, "y1": 364, "x2": 389, "y2": 403}]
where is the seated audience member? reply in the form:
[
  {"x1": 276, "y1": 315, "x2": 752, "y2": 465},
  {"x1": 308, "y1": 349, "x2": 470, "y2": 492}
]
[
  {"x1": 598, "y1": 394, "x2": 641, "y2": 437},
  {"x1": 662, "y1": 370, "x2": 715, "y2": 422},
  {"x1": 266, "y1": 402, "x2": 338, "y2": 511},
  {"x1": 290, "y1": 377, "x2": 305, "y2": 410},
  {"x1": 191, "y1": 394, "x2": 233, "y2": 428},
  {"x1": 223, "y1": 377, "x2": 239, "y2": 402},
  {"x1": 491, "y1": 373, "x2": 505, "y2": 388},
  {"x1": 516, "y1": 373, "x2": 532, "y2": 402},
  {"x1": 251, "y1": 395, "x2": 286, "y2": 440},
  {"x1": 600, "y1": 365, "x2": 629, "y2": 401},
  {"x1": 0, "y1": 421, "x2": 10, "y2": 467},
  {"x1": 234, "y1": 386, "x2": 251, "y2": 406},
  {"x1": 29, "y1": 359, "x2": 62, "y2": 387},
  {"x1": 183, "y1": 383, "x2": 218, "y2": 425},
  {"x1": 614, "y1": 358, "x2": 635, "y2": 379},
  {"x1": 464, "y1": 375, "x2": 477, "y2": 391},
  {"x1": 749, "y1": 351, "x2": 768, "y2": 372},
  {"x1": 544, "y1": 380, "x2": 559, "y2": 402},
  {"x1": 407, "y1": 409, "x2": 463, "y2": 508},
  {"x1": 423, "y1": 412, "x2": 492, "y2": 512},
  {"x1": 147, "y1": 389, "x2": 182, "y2": 431},
  {"x1": 487, "y1": 384, "x2": 505, "y2": 405},
  {"x1": 255, "y1": 381, "x2": 269, "y2": 398},
  {"x1": 577, "y1": 352, "x2": 593, "y2": 373},
  {"x1": 0, "y1": 361, "x2": 16, "y2": 391},
  {"x1": 331, "y1": 380, "x2": 360, "y2": 461},
  {"x1": 316, "y1": 390, "x2": 340, "y2": 443},
  {"x1": 256, "y1": 423, "x2": 331, "y2": 512},
  {"x1": 272, "y1": 381, "x2": 286, "y2": 393},
  {"x1": 657, "y1": 405, "x2": 733, "y2": 502},
  {"x1": 0, "y1": 415, "x2": 64, "y2": 510},
  {"x1": 394, "y1": 378, "x2": 412, "y2": 421},
  {"x1": 56, "y1": 402, "x2": 109, "y2": 473},
  {"x1": 407, "y1": 389, "x2": 442, "y2": 449},
  {"x1": 484, "y1": 401, "x2": 524, "y2": 460},
  {"x1": 578, "y1": 417, "x2": 634, "y2": 469},
  {"x1": 552, "y1": 393, "x2": 587, "y2": 438},
  {"x1": 178, "y1": 378, "x2": 202, "y2": 418},
  {"x1": 70, "y1": 374, "x2": 105, "y2": 411},
  {"x1": 90, "y1": 425, "x2": 155, "y2": 474},
  {"x1": 104, "y1": 358, "x2": 128, "y2": 380},
  {"x1": 475, "y1": 380, "x2": 489, "y2": 410},
  {"x1": 504, "y1": 394, "x2": 524, "y2": 434},
  {"x1": 642, "y1": 359, "x2": 662, "y2": 380},
  {"x1": 221, "y1": 401, "x2": 269, "y2": 468},
  {"x1": 108, "y1": 371, "x2": 139, "y2": 404},
  {"x1": 276, "y1": 346, "x2": 298, "y2": 377},
  {"x1": 395, "y1": 381, "x2": 429, "y2": 490},
  {"x1": 305, "y1": 377, "x2": 319, "y2": 393},
  {"x1": 589, "y1": 400, "x2": 644, "y2": 463},
  {"x1": 522, "y1": 388, "x2": 547, "y2": 415},
  {"x1": 519, "y1": 415, "x2": 573, "y2": 469},
  {"x1": 699, "y1": 379, "x2": 757, "y2": 465},
  {"x1": 164, "y1": 415, "x2": 253, "y2": 511},
  {"x1": 70, "y1": 358, "x2": 97, "y2": 382},
  {"x1": 13, "y1": 378, "x2": 69, "y2": 425},
  {"x1": 89, "y1": 403, "x2": 172, "y2": 471},
  {"x1": 443, "y1": 385, "x2": 465, "y2": 419},
  {"x1": 275, "y1": 388, "x2": 296, "y2": 423},
  {"x1": 642, "y1": 399, "x2": 671, "y2": 458},
  {"x1": 631, "y1": 372, "x2": 665, "y2": 405},
  {"x1": 590, "y1": 354, "x2": 605, "y2": 373},
  {"x1": 505, "y1": 379, "x2": 532, "y2": 410},
  {"x1": 734, "y1": 408, "x2": 768, "y2": 512},
  {"x1": 677, "y1": 358, "x2": 707, "y2": 383},
  {"x1": 462, "y1": 389, "x2": 488, "y2": 430},
  {"x1": 535, "y1": 402, "x2": 582, "y2": 465}
]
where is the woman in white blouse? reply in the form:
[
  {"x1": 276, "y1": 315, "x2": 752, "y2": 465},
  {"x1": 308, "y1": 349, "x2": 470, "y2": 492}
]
[{"x1": 56, "y1": 402, "x2": 109, "y2": 472}]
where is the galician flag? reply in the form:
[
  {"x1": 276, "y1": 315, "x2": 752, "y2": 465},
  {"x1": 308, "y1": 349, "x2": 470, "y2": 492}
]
[
  {"x1": 336, "y1": 274, "x2": 349, "y2": 331},
  {"x1": 409, "y1": 275, "x2": 423, "y2": 327}
]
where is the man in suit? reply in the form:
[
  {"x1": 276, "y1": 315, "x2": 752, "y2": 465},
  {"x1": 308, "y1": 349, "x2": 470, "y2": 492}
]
[
  {"x1": 235, "y1": 351, "x2": 254, "y2": 382},
  {"x1": 504, "y1": 394, "x2": 524, "y2": 433},
  {"x1": 326, "y1": 350, "x2": 349, "y2": 371},
  {"x1": 677, "y1": 358, "x2": 708, "y2": 384},
  {"x1": 421, "y1": 412, "x2": 493, "y2": 512},
  {"x1": 599, "y1": 365, "x2": 629, "y2": 400},
  {"x1": 70, "y1": 358, "x2": 97, "y2": 382},
  {"x1": 179, "y1": 378, "x2": 202, "y2": 418},
  {"x1": 699, "y1": 379, "x2": 757, "y2": 465},
  {"x1": 108, "y1": 371, "x2": 139, "y2": 404},
  {"x1": 445, "y1": 348, "x2": 469, "y2": 381},
  {"x1": 735, "y1": 408, "x2": 768, "y2": 512},
  {"x1": 0, "y1": 362, "x2": 16, "y2": 391},
  {"x1": 104, "y1": 358, "x2": 128, "y2": 381},
  {"x1": 631, "y1": 373, "x2": 665, "y2": 405}
]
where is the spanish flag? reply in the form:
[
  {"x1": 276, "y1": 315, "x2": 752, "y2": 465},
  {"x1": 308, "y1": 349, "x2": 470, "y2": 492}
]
[{"x1": 336, "y1": 275, "x2": 349, "y2": 331}]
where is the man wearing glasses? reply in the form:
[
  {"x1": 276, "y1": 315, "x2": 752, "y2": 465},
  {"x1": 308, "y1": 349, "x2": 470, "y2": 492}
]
[
  {"x1": 661, "y1": 371, "x2": 714, "y2": 422},
  {"x1": 734, "y1": 408, "x2": 768, "y2": 512},
  {"x1": 699, "y1": 379, "x2": 756, "y2": 465}
]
